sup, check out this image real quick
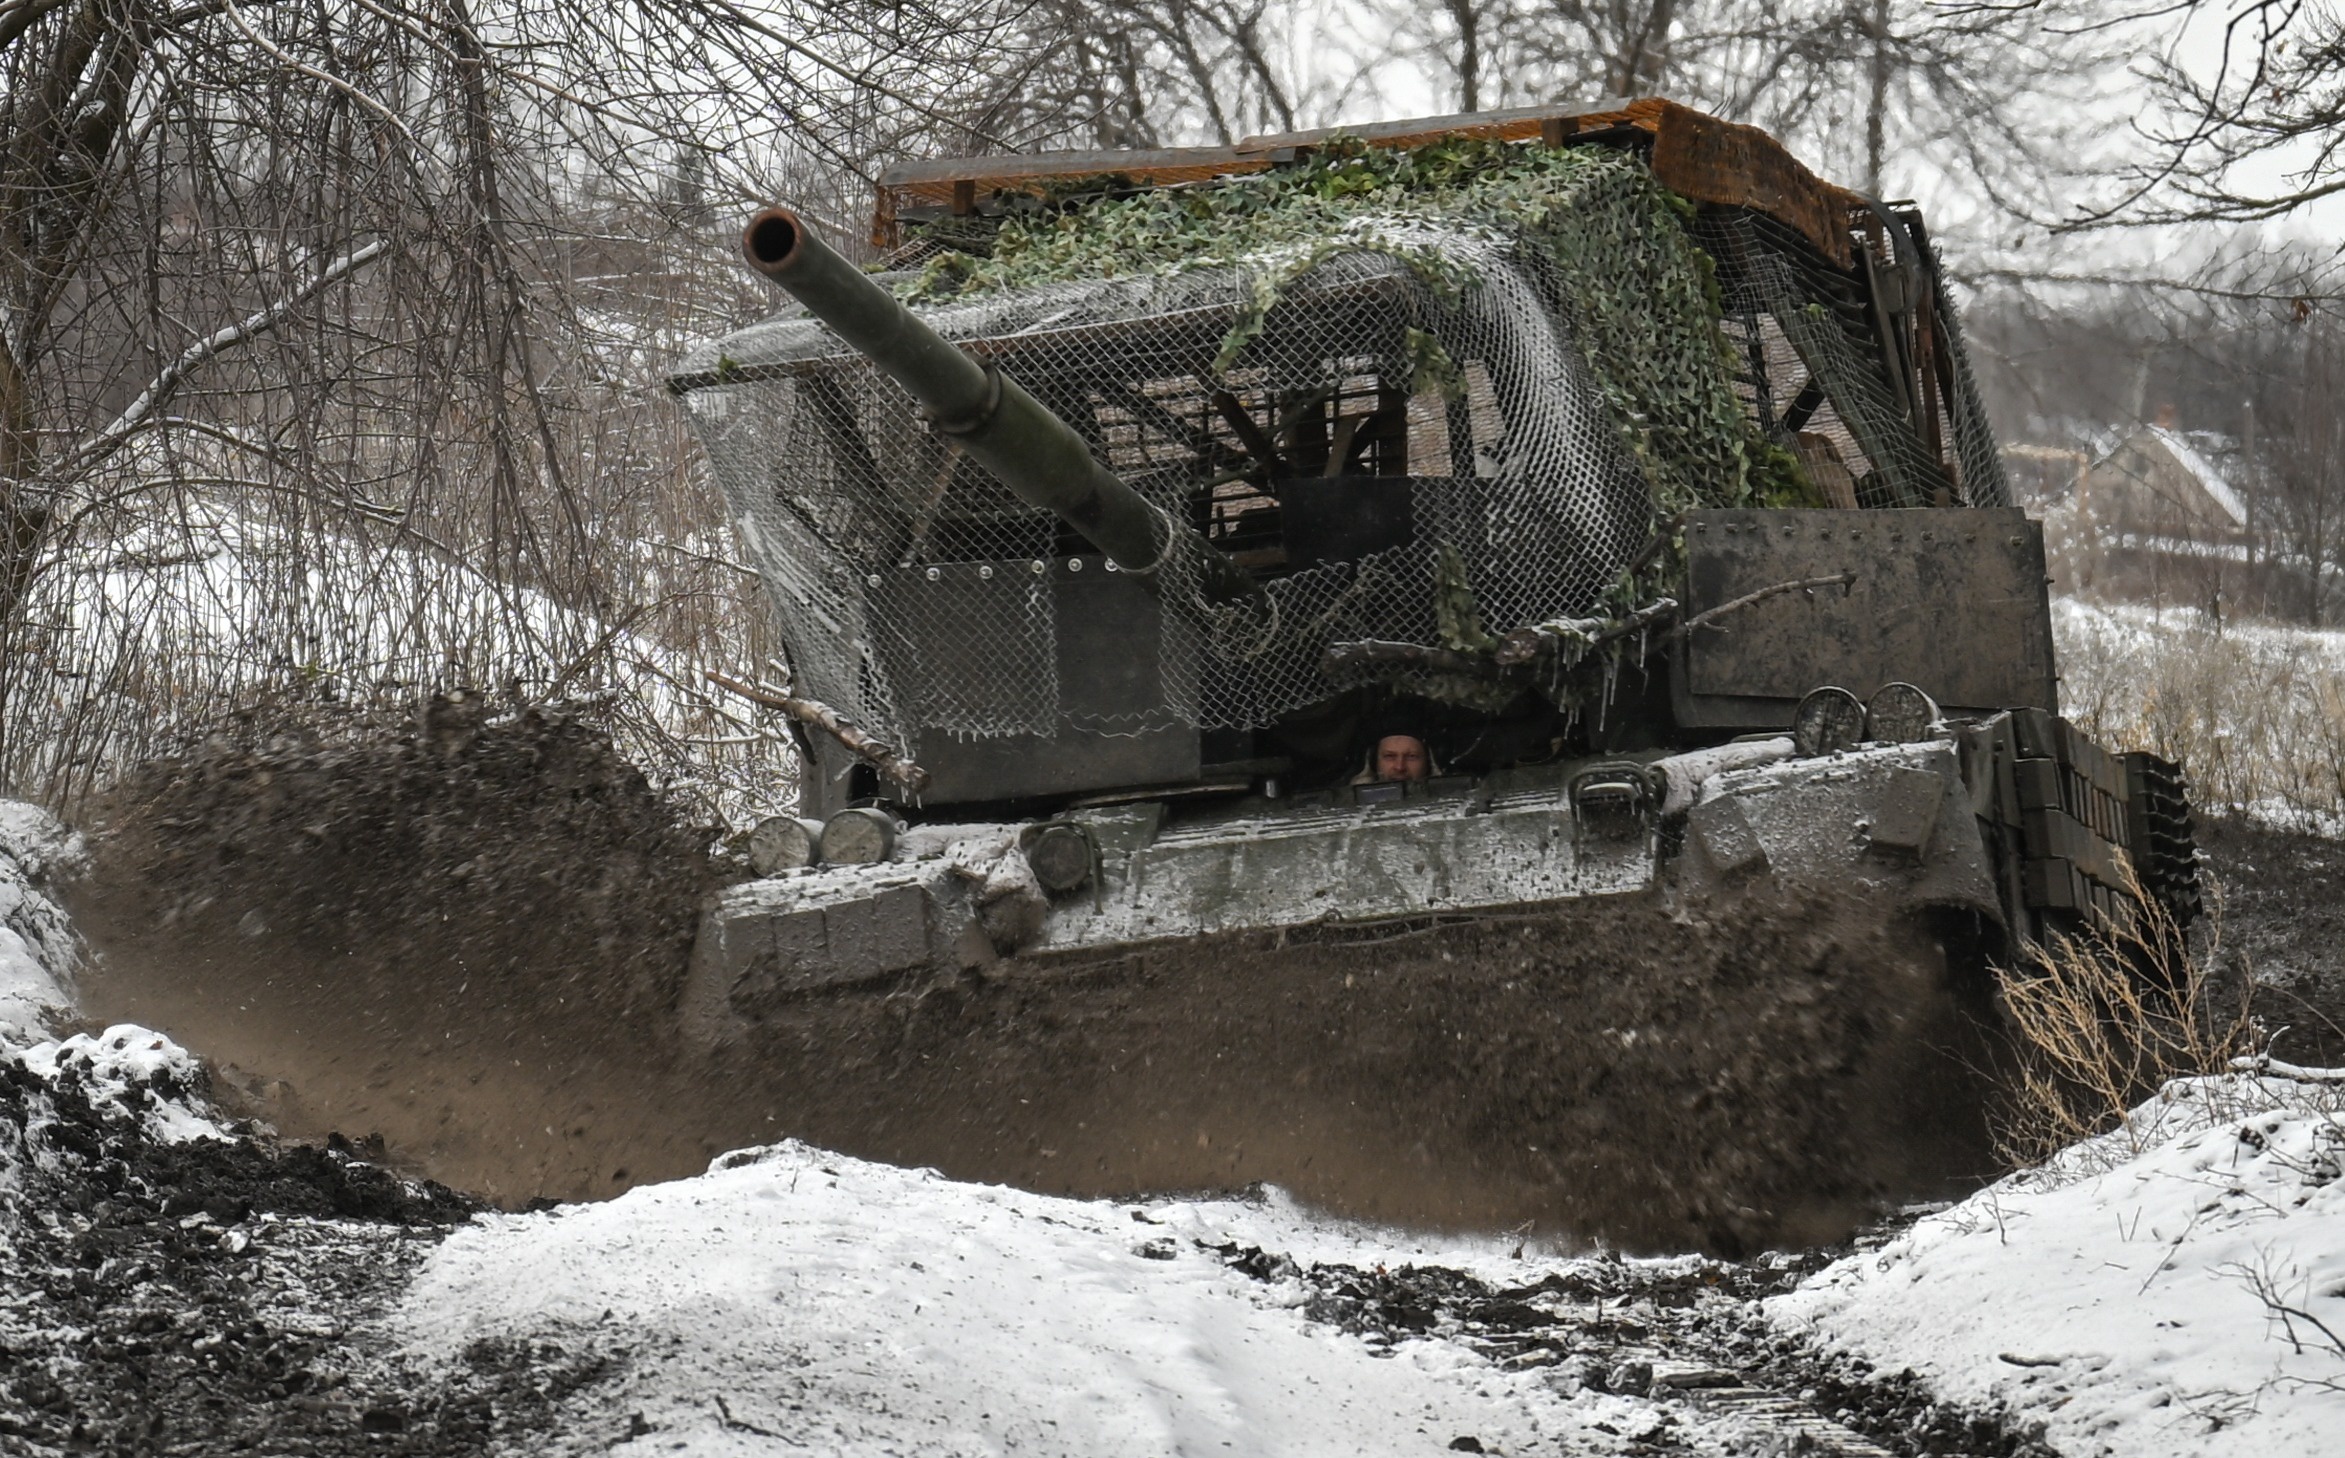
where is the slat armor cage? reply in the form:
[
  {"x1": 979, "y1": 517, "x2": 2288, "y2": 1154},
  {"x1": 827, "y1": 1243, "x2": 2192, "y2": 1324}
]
[{"x1": 671, "y1": 100, "x2": 2006, "y2": 791}]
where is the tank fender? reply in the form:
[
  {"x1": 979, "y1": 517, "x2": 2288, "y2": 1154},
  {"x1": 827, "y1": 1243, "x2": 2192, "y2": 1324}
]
[
  {"x1": 681, "y1": 834, "x2": 1023, "y2": 1043},
  {"x1": 1664, "y1": 740, "x2": 2005, "y2": 927}
]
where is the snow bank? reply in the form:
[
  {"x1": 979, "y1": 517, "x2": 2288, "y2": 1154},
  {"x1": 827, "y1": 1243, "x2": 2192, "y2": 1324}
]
[
  {"x1": 397, "y1": 1143, "x2": 1652, "y2": 1457},
  {"x1": 0, "y1": 799, "x2": 234, "y2": 1196},
  {"x1": 1772, "y1": 1073, "x2": 2345, "y2": 1458},
  {"x1": 10, "y1": 1024, "x2": 229, "y2": 1146},
  {"x1": 0, "y1": 1021, "x2": 229, "y2": 1220},
  {"x1": 0, "y1": 800, "x2": 80, "y2": 1031}
]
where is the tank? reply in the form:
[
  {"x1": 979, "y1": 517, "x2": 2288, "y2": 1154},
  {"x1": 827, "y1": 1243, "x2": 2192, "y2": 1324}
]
[{"x1": 667, "y1": 98, "x2": 2200, "y2": 1250}]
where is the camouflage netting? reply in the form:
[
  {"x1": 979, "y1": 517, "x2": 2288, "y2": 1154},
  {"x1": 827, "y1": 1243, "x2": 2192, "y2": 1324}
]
[{"x1": 672, "y1": 139, "x2": 2000, "y2": 752}]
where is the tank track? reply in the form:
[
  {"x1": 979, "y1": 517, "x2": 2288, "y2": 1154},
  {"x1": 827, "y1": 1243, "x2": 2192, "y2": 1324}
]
[
  {"x1": 1968, "y1": 708, "x2": 2202, "y2": 946},
  {"x1": 2120, "y1": 751, "x2": 2203, "y2": 929}
]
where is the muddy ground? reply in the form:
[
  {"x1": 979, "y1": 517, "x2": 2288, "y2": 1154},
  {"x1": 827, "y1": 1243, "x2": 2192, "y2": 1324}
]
[
  {"x1": 68, "y1": 703, "x2": 2007, "y2": 1255},
  {"x1": 0, "y1": 1024, "x2": 2054, "y2": 1458},
  {"x1": 0, "y1": 1031, "x2": 603, "y2": 1457},
  {"x1": 1204, "y1": 1235, "x2": 2062, "y2": 1458},
  {"x1": 2196, "y1": 817, "x2": 2345, "y2": 1068}
]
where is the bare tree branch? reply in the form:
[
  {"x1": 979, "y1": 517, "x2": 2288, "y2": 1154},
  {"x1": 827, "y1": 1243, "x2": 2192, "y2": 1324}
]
[{"x1": 59, "y1": 238, "x2": 391, "y2": 488}]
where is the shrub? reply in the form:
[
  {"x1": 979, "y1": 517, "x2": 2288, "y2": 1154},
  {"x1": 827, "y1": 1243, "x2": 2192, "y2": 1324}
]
[{"x1": 1992, "y1": 871, "x2": 2260, "y2": 1166}]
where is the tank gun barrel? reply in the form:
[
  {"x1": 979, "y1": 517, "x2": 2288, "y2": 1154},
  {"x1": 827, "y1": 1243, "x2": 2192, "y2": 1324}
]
[{"x1": 740, "y1": 208, "x2": 1263, "y2": 610}]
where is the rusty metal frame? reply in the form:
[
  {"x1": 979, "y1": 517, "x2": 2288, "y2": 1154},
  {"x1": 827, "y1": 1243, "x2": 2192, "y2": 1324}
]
[{"x1": 870, "y1": 97, "x2": 1864, "y2": 267}]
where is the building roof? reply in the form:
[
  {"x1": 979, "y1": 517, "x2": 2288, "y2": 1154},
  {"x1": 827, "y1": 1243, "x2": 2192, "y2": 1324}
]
[{"x1": 2140, "y1": 427, "x2": 2248, "y2": 529}]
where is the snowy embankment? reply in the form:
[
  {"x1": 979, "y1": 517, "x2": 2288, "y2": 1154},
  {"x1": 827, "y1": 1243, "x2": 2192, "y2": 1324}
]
[
  {"x1": 1774, "y1": 1075, "x2": 2345, "y2": 1458},
  {"x1": 0, "y1": 804, "x2": 226, "y2": 1196},
  {"x1": 0, "y1": 803, "x2": 80, "y2": 1030},
  {"x1": 0, "y1": 806, "x2": 222, "y2": 1198},
  {"x1": 395, "y1": 1151, "x2": 1626, "y2": 1456},
  {"x1": 385, "y1": 1095, "x2": 2345, "y2": 1458}
]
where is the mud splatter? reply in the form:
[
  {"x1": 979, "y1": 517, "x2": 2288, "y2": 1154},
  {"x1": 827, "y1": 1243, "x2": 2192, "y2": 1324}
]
[{"x1": 72, "y1": 706, "x2": 2004, "y2": 1252}]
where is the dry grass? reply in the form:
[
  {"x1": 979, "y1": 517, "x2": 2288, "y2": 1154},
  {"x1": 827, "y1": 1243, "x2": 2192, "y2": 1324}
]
[
  {"x1": 2056, "y1": 597, "x2": 2345, "y2": 831},
  {"x1": 2026, "y1": 594, "x2": 2345, "y2": 1180},
  {"x1": 1992, "y1": 872, "x2": 2261, "y2": 1167}
]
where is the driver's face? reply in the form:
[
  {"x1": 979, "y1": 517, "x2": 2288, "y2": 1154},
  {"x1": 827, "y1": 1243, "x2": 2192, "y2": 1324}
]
[{"x1": 1375, "y1": 734, "x2": 1429, "y2": 783}]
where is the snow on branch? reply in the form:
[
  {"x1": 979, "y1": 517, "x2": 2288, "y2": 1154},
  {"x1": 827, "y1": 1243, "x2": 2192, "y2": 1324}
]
[
  {"x1": 59, "y1": 238, "x2": 391, "y2": 489},
  {"x1": 2231, "y1": 1055, "x2": 2345, "y2": 1086}
]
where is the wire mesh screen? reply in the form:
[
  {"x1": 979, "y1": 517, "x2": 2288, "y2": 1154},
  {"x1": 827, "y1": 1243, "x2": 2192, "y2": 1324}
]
[
  {"x1": 677, "y1": 176, "x2": 2002, "y2": 758},
  {"x1": 1693, "y1": 208, "x2": 2008, "y2": 511},
  {"x1": 678, "y1": 231, "x2": 1648, "y2": 745}
]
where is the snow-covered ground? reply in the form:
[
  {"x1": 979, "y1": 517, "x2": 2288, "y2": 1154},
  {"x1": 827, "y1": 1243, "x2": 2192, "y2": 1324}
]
[
  {"x1": 6, "y1": 804, "x2": 2343, "y2": 1456},
  {"x1": 397, "y1": 1151, "x2": 1638, "y2": 1456},
  {"x1": 1775, "y1": 1075, "x2": 2345, "y2": 1458},
  {"x1": 384, "y1": 1078, "x2": 2345, "y2": 1457}
]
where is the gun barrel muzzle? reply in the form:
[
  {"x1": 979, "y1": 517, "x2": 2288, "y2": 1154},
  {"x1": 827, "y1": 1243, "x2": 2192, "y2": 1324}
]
[{"x1": 739, "y1": 208, "x2": 1262, "y2": 611}]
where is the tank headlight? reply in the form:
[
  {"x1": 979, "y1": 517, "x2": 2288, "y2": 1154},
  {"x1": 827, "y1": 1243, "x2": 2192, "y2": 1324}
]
[
  {"x1": 1023, "y1": 822, "x2": 1094, "y2": 894},
  {"x1": 746, "y1": 815, "x2": 825, "y2": 875},
  {"x1": 819, "y1": 807, "x2": 900, "y2": 865},
  {"x1": 1790, "y1": 685, "x2": 1865, "y2": 757}
]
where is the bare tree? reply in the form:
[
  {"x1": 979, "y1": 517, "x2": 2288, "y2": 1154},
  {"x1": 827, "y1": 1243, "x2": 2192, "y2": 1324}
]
[
  {"x1": 2087, "y1": 0, "x2": 2345, "y2": 224},
  {"x1": 1753, "y1": 0, "x2": 2121, "y2": 214},
  {"x1": 2257, "y1": 304, "x2": 2345, "y2": 620},
  {"x1": 1349, "y1": 0, "x2": 2120, "y2": 229},
  {"x1": 1443, "y1": 0, "x2": 1488, "y2": 112},
  {"x1": 1965, "y1": 245, "x2": 2345, "y2": 624},
  {"x1": 0, "y1": 0, "x2": 1045, "y2": 812},
  {"x1": 1365, "y1": 0, "x2": 1628, "y2": 114},
  {"x1": 992, "y1": 0, "x2": 1321, "y2": 148}
]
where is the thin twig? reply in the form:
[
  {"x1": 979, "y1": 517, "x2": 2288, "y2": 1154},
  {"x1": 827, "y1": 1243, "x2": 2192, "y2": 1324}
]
[
  {"x1": 711, "y1": 1394, "x2": 784, "y2": 1438},
  {"x1": 1677, "y1": 572, "x2": 1858, "y2": 639},
  {"x1": 2229, "y1": 1056, "x2": 2345, "y2": 1085},
  {"x1": 704, "y1": 669, "x2": 929, "y2": 796}
]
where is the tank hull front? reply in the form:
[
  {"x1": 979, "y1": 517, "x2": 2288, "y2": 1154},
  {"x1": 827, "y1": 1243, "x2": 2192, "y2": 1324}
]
[
  {"x1": 689, "y1": 740, "x2": 2004, "y2": 1010},
  {"x1": 682, "y1": 739, "x2": 2013, "y2": 1251}
]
